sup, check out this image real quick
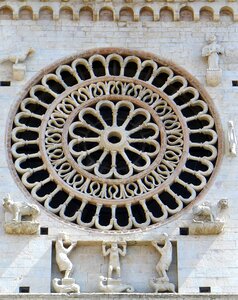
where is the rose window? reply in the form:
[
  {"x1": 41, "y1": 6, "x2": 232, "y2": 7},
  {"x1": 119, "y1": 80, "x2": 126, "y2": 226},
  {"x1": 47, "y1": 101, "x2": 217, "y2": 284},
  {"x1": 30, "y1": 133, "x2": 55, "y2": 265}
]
[{"x1": 9, "y1": 49, "x2": 222, "y2": 231}]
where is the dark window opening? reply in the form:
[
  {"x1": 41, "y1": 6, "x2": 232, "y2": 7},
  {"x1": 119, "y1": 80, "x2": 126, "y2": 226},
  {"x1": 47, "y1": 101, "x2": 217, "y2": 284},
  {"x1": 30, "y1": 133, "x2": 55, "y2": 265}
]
[
  {"x1": 19, "y1": 287, "x2": 30, "y2": 293},
  {"x1": 115, "y1": 206, "x2": 130, "y2": 227},
  {"x1": 98, "y1": 206, "x2": 112, "y2": 226},
  {"x1": 180, "y1": 227, "x2": 189, "y2": 235},
  {"x1": 109, "y1": 60, "x2": 121, "y2": 76},
  {"x1": 152, "y1": 72, "x2": 169, "y2": 88},
  {"x1": 199, "y1": 287, "x2": 211, "y2": 293},
  {"x1": 124, "y1": 61, "x2": 138, "y2": 77},
  {"x1": 0, "y1": 81, "x2": 11, "y2": 86},
  {"x1": 64, "y1": 198, "x2": 82, "y2": 218},
  {"x1": 60, "y1": 71, "x2": 78, "y2": 86},
  {"x1": 92, "y1": 60, "x2": 106, "y2": 77},
  {"x1": 232, "y1": 80, "x2": 238, "y2": 87},
  {"x1": 131, "y1": 204, "x2": 147, "y2": 224},
  {"x1": 40, "y1": 227, "x2": 48, "y2": 235}
]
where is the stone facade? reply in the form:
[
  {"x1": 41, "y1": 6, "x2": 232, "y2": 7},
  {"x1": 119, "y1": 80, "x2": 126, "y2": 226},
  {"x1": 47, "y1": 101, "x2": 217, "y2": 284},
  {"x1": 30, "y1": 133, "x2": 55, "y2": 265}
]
[{"x1": 0, "y1": 0, "x2": 237, "y2": 298}]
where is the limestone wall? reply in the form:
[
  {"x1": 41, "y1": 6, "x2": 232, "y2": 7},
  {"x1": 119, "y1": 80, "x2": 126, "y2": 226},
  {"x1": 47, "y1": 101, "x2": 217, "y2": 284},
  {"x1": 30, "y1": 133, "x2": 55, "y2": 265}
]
[{"x1": 0, "y1": 0, "x2": 237, "y2": 296}]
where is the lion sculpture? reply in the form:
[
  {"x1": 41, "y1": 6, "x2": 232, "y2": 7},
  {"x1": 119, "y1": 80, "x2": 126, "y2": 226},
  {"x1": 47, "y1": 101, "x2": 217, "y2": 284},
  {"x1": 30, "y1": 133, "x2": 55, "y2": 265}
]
[
  {"x1": 192, "y1": 199, "x2": 228, "y2": 223},
  {"x1": 3, "y1": 194, "x2": 40, "y2": 223}
]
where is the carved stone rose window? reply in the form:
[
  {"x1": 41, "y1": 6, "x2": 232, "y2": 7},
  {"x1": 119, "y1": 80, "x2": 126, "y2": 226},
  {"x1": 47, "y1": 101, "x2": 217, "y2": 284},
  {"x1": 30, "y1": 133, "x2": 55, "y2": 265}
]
[{"x1": 9, "y1": 49, "x2": 222, "y2": 231}]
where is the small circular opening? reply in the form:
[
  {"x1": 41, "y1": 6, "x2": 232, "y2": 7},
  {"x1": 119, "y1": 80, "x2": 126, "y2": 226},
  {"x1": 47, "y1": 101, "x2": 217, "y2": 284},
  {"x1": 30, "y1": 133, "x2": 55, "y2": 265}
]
[{"x1": 107, "y1": 131, "x2": 122, "y2": 144}]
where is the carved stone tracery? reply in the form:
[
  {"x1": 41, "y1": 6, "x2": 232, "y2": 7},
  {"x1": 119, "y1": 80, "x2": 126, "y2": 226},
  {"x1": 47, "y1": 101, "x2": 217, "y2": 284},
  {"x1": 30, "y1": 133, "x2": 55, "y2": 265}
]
[{"x1": 9, "y1": 49, "x2": 222, "y2": 231}]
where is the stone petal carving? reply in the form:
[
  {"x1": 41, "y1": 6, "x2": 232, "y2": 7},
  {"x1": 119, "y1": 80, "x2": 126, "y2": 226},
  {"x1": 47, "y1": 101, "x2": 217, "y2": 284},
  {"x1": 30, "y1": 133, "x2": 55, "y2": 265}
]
[{"x1": 2, "y1": 194, "x2": 40, "y2": 234}]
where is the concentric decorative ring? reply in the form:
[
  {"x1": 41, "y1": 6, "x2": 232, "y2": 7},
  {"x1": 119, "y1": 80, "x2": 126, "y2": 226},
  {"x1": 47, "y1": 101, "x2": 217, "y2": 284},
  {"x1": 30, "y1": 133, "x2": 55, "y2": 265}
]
[{"x1": 9, "y1": 48, "x2": 222, "y2": 231}]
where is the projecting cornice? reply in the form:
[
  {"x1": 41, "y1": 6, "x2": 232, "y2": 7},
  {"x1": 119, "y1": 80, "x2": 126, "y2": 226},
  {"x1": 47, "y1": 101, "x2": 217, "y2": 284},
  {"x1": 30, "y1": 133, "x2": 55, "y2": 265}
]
[{"x1": 0, "y1": 0, "x2": 237, "y2": 22}]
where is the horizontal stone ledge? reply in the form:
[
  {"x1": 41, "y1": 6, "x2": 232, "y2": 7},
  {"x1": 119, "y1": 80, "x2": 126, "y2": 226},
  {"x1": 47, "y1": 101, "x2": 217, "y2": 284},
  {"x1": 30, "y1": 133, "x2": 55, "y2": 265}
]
[{"x1": 0, "y1": 294, "x2": 237, "y2": 300}]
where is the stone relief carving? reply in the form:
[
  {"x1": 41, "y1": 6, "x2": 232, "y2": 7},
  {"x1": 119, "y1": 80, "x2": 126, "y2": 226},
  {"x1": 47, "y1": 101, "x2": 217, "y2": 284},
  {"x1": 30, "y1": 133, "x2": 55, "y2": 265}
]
[
  {"x1": 2, "y1": 194, "x2": 40, "y2": 234},
  {"x1": 0, "y1": 47, "x2": 35, "y2": 80},
  {"x1": 202, "y1": 34, "x2": 224, "y2": 86},
  {"x1": 190, "y1": 199, "x2": 228, "y2": 235},
  {"x1": 149, "y1": 233, "x2": 175, "y2": 293},
  {"x1": 100, "y1": 241, "x2": 134, "y2": 293},
  {"x1": 53, "y1": 233, "x2": 80, "y2": 293},
  {"x1": 228, "y1": 121, "x2": 237, "y2": 157}
]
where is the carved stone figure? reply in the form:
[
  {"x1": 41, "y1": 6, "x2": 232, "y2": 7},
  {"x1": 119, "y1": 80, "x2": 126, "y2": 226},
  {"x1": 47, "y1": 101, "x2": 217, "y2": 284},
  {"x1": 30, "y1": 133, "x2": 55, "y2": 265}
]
[
  {"x1": 151, "y1": 233, "x2": 172, "y2": 281},
  {"x1": 53, "y1": 233, "x2": 80, "y2": 294},
  {"x1": 102, "y1": 241, "x2": 126, "y2": 279},
  {"x1": 0, "y1": 48, "x2": 35, "y2": 80},
  {"x1": 149, "y1": 277, "x2": 175, "y2": 293},
  {"x1": 55, "y1": 233, "x2": 77, "y2": 279},
  {"x1": 190, "y1": 199, "x2": 228, "y2": 235},
  {"x1": 100, "y1": 241, "x2": 134, "y2": 293},
  {"x1": 202, "y1": 34, "x2": 224, "y2": 86},
  {"x1": 52, "y1": 278, "x2": 80, "y2": 294},
  {"x1": 2, "y1": 194, "x2": 40, "y2": 234},
  {"x1": 228, "y1": 121, "x2": 237, "y2": 157},
  {"x1": 150, "y1": 233, "x2": 175, "y2": 293},
  {"x1": 3, "y1": 194, "x2": 40, "y2": 223},
  {"x1": 202, "y1": 35, "x2": 223, "y2": 70},
  {"x1": 99, "y1": 276, "x2": 134, "y2": 293}
]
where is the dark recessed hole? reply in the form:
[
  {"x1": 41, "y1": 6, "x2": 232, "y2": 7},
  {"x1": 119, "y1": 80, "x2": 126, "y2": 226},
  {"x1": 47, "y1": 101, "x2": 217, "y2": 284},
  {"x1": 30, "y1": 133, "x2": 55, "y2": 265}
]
[
  {"x1": 152, "y1": 72, "x2": 169, "y2": 88},
  {"x1": 146, "y1": 199, "x2": 164, "y2": 218},
  {"x1": 49, "y1": 190, "x2": 69, "y2": 209},
  {"x1": 40, "y1": 227, "x2": 48, "y2": 235},
  {"x1": 60, "y1": 71, "x2": 78, "y2": 86},
  {"x1": 173, "y1": 92, "x2": 194, "y2": 106},
  {"x1": 64, "y1": 198, "x2": 81, "y2": 217},
  {"x1": 131, "y1": 204, "x2": 147, "y2": 224},
  {"x1": 0, "y1": 81, "x2": 11, "y2": 86},
  {"x1": 124, "y1": 61, "x2": 138, "y2": 77},
  {"x1": 99, "y1": 206, "x2": 112, "y2": 226},
  {"x1": 34, "y1": 90, "x2": 55, "y2": 104},
  {"x1": 92, "y1": 60, "x2": 105, "y2": 77},
  {"x1": 163, "y1": 81, "x2": 183, "y2": 95},
  {"x1": 81, "y1": 203, "x2": 97, "y2": 223},
  {"x1": 115, "y1": 206, "x2": 129, "y2": 227},
  {"x1": 27, "y1": 170, "x2": 49, "y2": 184},
  {"x1": 199, "y1": 287, "x2": 211, "y2": 293},
  {"x1": 232, "y1": 80, "x2": 238, "y2": 87},
  {"x1": 180, "y1": 227, "x2": 189, "y2": 235},
  {"x1": 19, "y1": 287, "x2": 30, "y2": 293},
  {"x1": 139, "y1": 66, "x2": 153, "y2": 81},
  {"x1": 159, "y1": 192, "x2": 179, "y2": 209},
  {"x1": 46, "y1": 80, "x2": 65, "y2": 94},
  {"x1": 109, "y1": 60, "x2": 121, "y2": 76},
  {"x1": 76, "y1": 64, "x2": 91, "y2": 80}
]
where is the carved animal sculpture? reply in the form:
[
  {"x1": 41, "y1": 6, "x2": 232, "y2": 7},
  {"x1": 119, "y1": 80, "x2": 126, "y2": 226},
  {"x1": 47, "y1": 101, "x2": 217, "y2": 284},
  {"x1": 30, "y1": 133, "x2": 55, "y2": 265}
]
[
  {"x1": 192, "y1": 199, "x2": 228, "y2": 223},
  {"x1": 99, "y1": 276, "x2": 134, "y2": 293},
  {"x1": 52, "y1": 278, "x2": 80, "y2": 293},
  {"x1": 3, "y1": 195, "x2": 40, "y2": 222},
  {"x1": 149, "y1": 278, "x2": 175, "y2": 293},
  {"x1": 0, "y1": 48, "x2": 35, "y2": 64}
]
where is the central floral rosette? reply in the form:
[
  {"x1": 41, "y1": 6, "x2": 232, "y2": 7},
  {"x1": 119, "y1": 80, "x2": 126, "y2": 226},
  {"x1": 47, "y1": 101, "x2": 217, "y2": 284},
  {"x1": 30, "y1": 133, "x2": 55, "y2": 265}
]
[{"x1": 68, "y1": 100, "x2": 160, "y2": 179}]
